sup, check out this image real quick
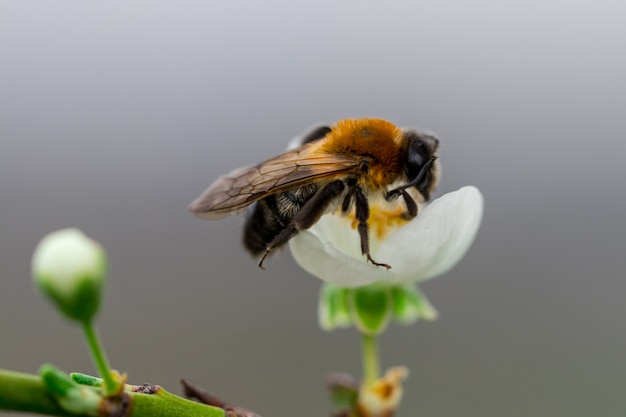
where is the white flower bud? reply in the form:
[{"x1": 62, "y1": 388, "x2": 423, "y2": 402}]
[{"x1": 32, "y1": 228, "x2": 107, "y2": 322}]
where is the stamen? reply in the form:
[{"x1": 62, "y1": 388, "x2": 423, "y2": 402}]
[{"x1": 344, "y1": 205, "x2": 411, "y2": 240}]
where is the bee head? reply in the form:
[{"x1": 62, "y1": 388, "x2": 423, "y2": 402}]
[{"x1": 403, "y1": 130, "x2": 441, "y2": 201}]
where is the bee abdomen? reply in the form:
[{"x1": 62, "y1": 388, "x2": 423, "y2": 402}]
[
  {"x1": 243, "y1": 184, "x2": 319, "y2": 256},
  {"x1": 243, "y1": 196, "x2": 286, "y2": 255}
]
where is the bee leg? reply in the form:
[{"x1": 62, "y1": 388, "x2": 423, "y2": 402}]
[
  {"x1": 341, "y1": 178, "x2": 358, "y2": 213},
  {"x1": 400, "y1": 190, "x2": 418, "y2": 220},
  {"x1": 382, "y1": 188, "x2": 417, "y2": 220},
  {"x1": 341, "y1": 189, "x2": 353, "y2": 212},
  {"x1": 258, "y1": 180, "x2": 346, "y2": 269},
  {"x1": 354, "y1": 186, "x2": 391, "y2": 270}
]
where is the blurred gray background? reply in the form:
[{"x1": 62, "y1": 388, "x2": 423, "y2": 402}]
[{"x1": 1, "y1": 2, "x2": 625, "y2": 416}]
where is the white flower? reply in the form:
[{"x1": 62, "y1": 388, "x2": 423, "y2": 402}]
[
  {"x1": 32, "y1": 228, "x2": 107, "y2": 321},
  {"x1": 289, "y1": 186, "x2": 483, "y2": 288}
]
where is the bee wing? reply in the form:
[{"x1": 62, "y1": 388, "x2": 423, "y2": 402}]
[{"x1": 189, "y1": 145, "x2": 358, "y2": 219}]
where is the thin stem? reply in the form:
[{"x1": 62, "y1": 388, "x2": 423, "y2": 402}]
[
  {"x1": 81, "y1": 320, "x2": 117, "y2": 395},
  {"x1": 360, "y1": 333, "x2": 380, "y2": 385}
]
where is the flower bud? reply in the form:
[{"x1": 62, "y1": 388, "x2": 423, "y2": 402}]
[{"x1": 32, "y1": 228, "x2": 106, "y2": 322}]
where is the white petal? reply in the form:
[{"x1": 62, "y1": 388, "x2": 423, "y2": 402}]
[
  {"x1": 32, "y1": 228, "x2": 105, "y2": 298},
  {"x1": 290, "y1": 186, "x2": 483, "y2": 287},
  {"x1": 377, "y1": 186, "x2": 483, "y2": 283},
  {"x1": 289, "y1": 230, "x2": 392, "y2": 287}
]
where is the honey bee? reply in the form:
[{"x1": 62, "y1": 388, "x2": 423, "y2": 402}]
[{"x1": 189, "y1": 118, "x2": 440, "y2": 269}]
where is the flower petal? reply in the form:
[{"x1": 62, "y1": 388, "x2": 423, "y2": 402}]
[
  {"x1": 290, "y1": 186, "x2": 483, "y2": 287},
  {"x1": 376, "y1": 186, "x2": 483, "y2": 283},
  {"x1": 289, "y1": 230, "x2": 392, "y2": 287}
]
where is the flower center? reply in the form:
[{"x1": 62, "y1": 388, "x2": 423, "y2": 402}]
[
  {"x1": 350, "y1": 206, "x2": 409, "y2": 240},
  {"x1": 309, "y1": 200, "x2": 419, "y2": 263},
  {"x1": 347, "y1": 205, "x2": 411, "y2": 241}
]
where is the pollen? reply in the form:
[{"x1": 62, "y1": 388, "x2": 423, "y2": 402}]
[{"x1": 347, "y1": 205, "x2": 411, "y2": 240}]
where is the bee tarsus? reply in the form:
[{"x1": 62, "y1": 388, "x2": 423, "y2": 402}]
[
  {"x1": 352, "y1": 185, "x2": 391, "y2": 269},
  {"x1": 400, "y1": 189, "x2": 418, "y2": 220}
]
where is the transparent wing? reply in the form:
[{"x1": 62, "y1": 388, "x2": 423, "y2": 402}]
[{"x1": 189, "y1": 144, "x2": 358, "y2": 219}]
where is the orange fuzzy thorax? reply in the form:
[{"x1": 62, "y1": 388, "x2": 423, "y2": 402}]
[{"x1": 320, "y1": 118, "x2": 404, "y2": 190}]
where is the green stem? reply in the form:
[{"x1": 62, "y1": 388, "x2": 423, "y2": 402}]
[
  {"x1": 360, "y1": 333, "x2": 380, "y2": 385},
  {"x1": 0, "y1": 368, "x2": 226, "y2": 417},
  {"x1": 132, "y1": 385, "x2": 225, "y2": 417},
  {"x1": 0, "y1": 369, "x2": 74, "y2": 416},
  {"x1": 81, "y1": 320, "x2": 118, "y2": 395}
]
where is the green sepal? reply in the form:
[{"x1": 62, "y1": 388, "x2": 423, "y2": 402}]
[
  {"x1": 38, "y1": 269, "x2": 104, "y2": 323},
  {"x1": 405, "y1": 284, "x2": 438, "y2": 321},
  {"x1": 319, "y1": 283, "x2": 437, "y2": 333},
  {"x1": 390, "y1": 286, "x2": 416, "y2": 324},
  {"x1": 390, "y1": 284, "x2": 438, "y2": 323},
  {"x1": 71, "y1": 373, "x2": 103, "y2": 387},
  {"x1": 40, "y1": 365, "x2": 77, "y2": 398},
  {"x1": 319, "y1": 284, "x2": 351, "y2": 331},
  {"x1": 348, "y1": 285, "x2": 392, "y2": 335},
  {"x1": 40, "y1": 364, "x2": 102, "y2": 415}
]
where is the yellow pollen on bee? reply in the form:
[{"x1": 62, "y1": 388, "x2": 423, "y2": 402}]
[{"x1": 345, "y1": 205, "x2": 410, "y2": 240}]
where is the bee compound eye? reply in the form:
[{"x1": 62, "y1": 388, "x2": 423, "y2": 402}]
[
  {"x1": 409, "y1": 145, "x2": 425, "y2": 166},
  {"x1": 419, "y1": 133, "x2": 440, "y2": 152}
]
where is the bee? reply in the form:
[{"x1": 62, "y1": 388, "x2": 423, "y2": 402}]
[{"x1": 189, "y1": 118, "x2": 440, "y2": 269}]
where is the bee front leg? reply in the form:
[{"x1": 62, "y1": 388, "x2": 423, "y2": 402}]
[
  {"x1": 400, "y1": 190, "x2": 418, "y2": 220},
  {"x1": 385, "y1": 188, "x2": 418, "y2": 220},
  {"x1": 354, "y1": 186, "x2": 391, "y2": 270},
  {"x1": 385, "y1": 155, "x2": 437, "y2": 199},
  {"x1": 258, "y1": 180, "x2": 346, "y2": 269}
]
